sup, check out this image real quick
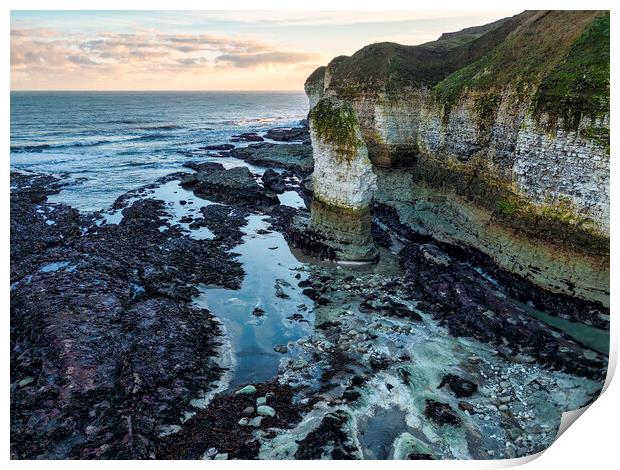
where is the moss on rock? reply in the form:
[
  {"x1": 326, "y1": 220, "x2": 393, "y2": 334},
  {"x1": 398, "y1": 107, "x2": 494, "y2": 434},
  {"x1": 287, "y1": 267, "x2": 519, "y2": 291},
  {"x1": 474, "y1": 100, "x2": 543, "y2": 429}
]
[
  {"x1": 412, "y1": 155, "x2": 609, "y2": 255},
  {"x1": 309, "y1": 97, "x2": 362, "y2": 161}
]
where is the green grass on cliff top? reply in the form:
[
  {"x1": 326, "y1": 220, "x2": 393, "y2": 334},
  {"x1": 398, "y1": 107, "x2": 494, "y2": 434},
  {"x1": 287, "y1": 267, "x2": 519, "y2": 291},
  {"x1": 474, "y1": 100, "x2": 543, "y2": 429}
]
[
  {"x1": 324, "y1": 12, "x2": 531, "y2": 97},
  {"x1": 533, "y1": 12, "x2": 610, "y2": 130},
  {"x1": 433, "y1": 10, "x2": 609, "y2": 130}
]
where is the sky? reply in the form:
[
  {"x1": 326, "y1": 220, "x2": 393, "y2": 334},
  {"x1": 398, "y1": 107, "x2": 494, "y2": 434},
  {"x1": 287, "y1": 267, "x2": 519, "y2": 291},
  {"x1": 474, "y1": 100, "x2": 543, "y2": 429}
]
[{"x1": 10, "y1": 10, "x2": 521, "y2": 91}]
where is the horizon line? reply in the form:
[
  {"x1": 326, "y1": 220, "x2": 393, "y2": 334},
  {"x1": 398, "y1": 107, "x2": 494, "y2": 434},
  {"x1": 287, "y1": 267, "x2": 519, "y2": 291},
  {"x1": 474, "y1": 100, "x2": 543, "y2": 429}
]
[{"x1": 11, "y1": 89, "x2": 305, "y2": 93}]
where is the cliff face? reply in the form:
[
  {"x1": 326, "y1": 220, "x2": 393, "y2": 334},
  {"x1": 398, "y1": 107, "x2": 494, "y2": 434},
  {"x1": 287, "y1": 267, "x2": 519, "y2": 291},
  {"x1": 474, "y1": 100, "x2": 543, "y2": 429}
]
[{"x1": 305, "y1": 11, "x2": 610, "y2": 306}]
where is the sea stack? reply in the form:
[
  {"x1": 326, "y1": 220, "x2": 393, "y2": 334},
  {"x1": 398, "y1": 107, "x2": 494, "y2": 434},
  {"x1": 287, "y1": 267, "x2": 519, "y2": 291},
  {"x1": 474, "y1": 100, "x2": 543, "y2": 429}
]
[
  {"x1": 287, "y1": 95, "x2": 379, "y2": 262},
  {"x1": 308, "y1": 97, "x2": 379, "y2": 262}
]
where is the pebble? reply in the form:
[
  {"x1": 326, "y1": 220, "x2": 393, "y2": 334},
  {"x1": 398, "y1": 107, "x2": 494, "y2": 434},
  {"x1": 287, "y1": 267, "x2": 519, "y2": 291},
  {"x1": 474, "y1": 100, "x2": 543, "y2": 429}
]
[
  {"x1": 18, "y1": 377, "x2": 35, "y2": 388},
  {"x1": 235, "y1": 385, "x2": 256, "y2": 395},
  {"x1": 238, "y1": 417, "x2": 249, "y2": 426},
  {"x1": 241, "y1": 406, "x2": 254, "y2": 417},
  {"x1": 273, "y1": 344, "x2": 288, "y2": 354},
  {"x1": 214, "y1": 453, "x2": 229, "y2": 460},
  {"x1": 257, "y1": 405, "x2": 276, "y2": 417},
  {"x1": 203, "y1": 448, "x2": 218, "y2": 459},
  {"x1": 499, "y1": 396, "x2": 512, "y2": 403},
  {"x1": 499, "y1": 404, "x2": 509, "y2": 411},
  {"x1": 291, "y1": 359, "x2": 308, "y2": 370},
  {"x1": 458, "y1": 401, "x2": 474, "y2": 411},
  {"x1": 256, "y1": 397, "x2": 267, "y2": 406},
  {"x1": 248, "y1": 416, "x2": 263, "y2": 427}
]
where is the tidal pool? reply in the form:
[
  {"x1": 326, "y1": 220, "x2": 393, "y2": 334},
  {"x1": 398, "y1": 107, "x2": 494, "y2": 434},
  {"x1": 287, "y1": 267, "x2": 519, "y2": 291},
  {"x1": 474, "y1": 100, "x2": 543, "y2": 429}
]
[{"x1": 194, "y1": 214, "x2": 314, "y2": 389}]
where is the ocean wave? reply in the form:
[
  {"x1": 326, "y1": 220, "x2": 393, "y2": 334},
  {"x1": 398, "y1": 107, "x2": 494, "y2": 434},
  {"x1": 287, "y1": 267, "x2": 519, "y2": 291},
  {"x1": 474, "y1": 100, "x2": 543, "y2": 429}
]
[
  {"x1": 10, "y1": 140, "x2": 114, "y2": 152},
  {"x1": 11, "y1": 133, "x2": 171, "y2": 152},
  {"x1": 105, "y1": 119, "x2": 143, "y2": 125},
  {"x1": 135, "y1": 124, "x2": 182, "y2": 131},
  {"x1": 126, "y1": 134, "x2": 170, "y2": 142},
  {"x1": 10, "y1": 144, "x2": 53, "y2": 152},
  {"x1": 234, "y1": 117, "x2": 278, "y2": 126}
]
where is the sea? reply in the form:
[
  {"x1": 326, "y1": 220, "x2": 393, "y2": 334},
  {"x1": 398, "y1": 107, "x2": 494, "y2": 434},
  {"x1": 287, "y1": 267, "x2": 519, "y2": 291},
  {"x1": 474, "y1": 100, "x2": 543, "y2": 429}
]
[{"x1": 10, "y1": 91, "x2": 308, "y2": 212}]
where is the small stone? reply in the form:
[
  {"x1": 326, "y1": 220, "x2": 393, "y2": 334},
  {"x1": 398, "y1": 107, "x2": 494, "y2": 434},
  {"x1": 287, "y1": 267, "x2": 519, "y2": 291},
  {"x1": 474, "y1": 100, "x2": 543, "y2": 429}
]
[
  {"x1": 499, "y1": 404, "x2": 509, "y2": 411},
  {"x1": 257, "y1": 405, "x2": 276, "y2": 417},
  {"x1": 291, "y1": 359, "x2": 307, "y2": 370},
  {"x1": 458, "y1": 401, "x2": 474, "y2": 411},
  {"x1": 500, "y1": 381, "x2": 510, "y2": 388},
  {"x1": 241, "y1": 406, "x2": 254, "y2": 417},
  {"x1": 499, "y1": 396, "x2": 512, "y2": 404},
  {"x1": 273, "y1": 344, "x2": 288, "y2": 354},
  {"x1": 18, "y1": 377, "x2": 35, "y2": 388},
  {"x1": 238, "y1": 417, "x2": 249, "y2": 426},
  {"x1": 203, "y1": 448, "x2": 218, "y2": 459},
  {"x1": 256, "y1": 397, "x2": 267, "y2": 406},
  {"x1": 248, "y1": 416, "x2": 263, "y2": 427},
  {"x1": 235, "y1": 385, "x2": 257, "y2": 395},
  {"x1": 214, "y1": 453, "x2": 229, "y2": 460}
]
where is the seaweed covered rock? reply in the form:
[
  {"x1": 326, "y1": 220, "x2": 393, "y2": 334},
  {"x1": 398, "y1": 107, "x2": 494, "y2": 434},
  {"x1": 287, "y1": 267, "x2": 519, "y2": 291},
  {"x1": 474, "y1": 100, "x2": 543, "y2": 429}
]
[
  {"x1": 182, "y1": 163, "x2": 279, "y2": 209},
  {"x1": 10, "y1": 172, "x2": 245, "y2": 459}
]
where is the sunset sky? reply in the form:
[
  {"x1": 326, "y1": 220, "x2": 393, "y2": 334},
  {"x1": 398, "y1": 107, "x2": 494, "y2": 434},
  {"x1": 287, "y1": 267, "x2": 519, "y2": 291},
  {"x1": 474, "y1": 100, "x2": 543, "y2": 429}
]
[{"x1": 11, "y1": 10, "x2": 520, "y2": 91}]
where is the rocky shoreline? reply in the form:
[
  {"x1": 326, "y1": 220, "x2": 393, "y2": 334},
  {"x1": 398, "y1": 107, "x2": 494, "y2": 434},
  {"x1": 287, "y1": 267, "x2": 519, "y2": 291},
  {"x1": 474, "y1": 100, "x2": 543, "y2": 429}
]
[{"x1": 10, "y1": 121, "x2": 608, "y2": 460}]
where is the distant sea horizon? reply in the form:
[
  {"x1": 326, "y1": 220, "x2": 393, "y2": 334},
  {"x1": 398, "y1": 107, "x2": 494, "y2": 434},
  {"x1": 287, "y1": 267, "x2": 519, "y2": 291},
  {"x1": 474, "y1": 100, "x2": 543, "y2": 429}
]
[{"x1": 11, "y1": 89, "x2": 304, "y2": 93}]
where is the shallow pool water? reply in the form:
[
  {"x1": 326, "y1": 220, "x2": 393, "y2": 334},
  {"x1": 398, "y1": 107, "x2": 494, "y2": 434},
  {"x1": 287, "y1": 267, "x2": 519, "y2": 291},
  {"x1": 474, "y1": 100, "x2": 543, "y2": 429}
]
[{"x1": 194, "y1": 215, "x2": 314, "y2": 389}]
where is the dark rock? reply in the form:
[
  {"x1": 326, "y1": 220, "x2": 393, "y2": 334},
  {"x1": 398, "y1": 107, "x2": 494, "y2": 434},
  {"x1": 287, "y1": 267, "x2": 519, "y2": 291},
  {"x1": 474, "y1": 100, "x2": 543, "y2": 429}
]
[
  {"x1": 424, "y1": 400, "x2": 461, "y2": 426},
  {"x1": 157, "y1": 381, "x2": 302, "y2": 459},
  {"x1": 262, "y1": 169, "x2": 287, "y2": 194},
  {"x1": 182, "y1": 161, "x2": 225, "y2": 173},
  {"x1": 264, "y1": 127, "x2": 309, "y2": 142},
  {"x1": 10, "y1": 172, "x2": 247, "y2": 459},
  {"x1": 199, "y1": 144, "x2": 235, "y2": 151},
  {"x1": 358, "y1": 298, "x2": 422, "y2": 322},
  {"x1": 369, "y1": 354, "x2": 390, "y2": 371},
  {"x1": 294, "y1": 410, "x2": 360, "y2": 459},
  {"x1": 188, "y1": 165, "x2": 279, "y2": 209},
  {"x1": 287, "y1": 313, "x2": 307, "y2": 323},
  {"x1": 230, "y1": 143, "x2": 313, "y2": 173},
  {"x1": 199, "y1": 205, "x2": 249, "y2": 249},
  {"x1": 458, "y1": 401, "x2": 474, "y2": 412},
  {"x1": 438, "y1": 374, "x2": 478, "y2": 398},
  {"x1": 232, "y1": 133, "x2": 264, "y2": 142},
  {"x1": 397, "y1": 239, "x2": 608, "y2": 381}
]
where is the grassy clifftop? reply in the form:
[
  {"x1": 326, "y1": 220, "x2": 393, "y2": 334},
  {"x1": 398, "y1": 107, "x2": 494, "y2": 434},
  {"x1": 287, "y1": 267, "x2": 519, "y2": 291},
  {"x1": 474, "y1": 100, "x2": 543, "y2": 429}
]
[
  {"x1": 433, "y1": 10, "x2": 609, "y2": 131},
  {"x1": 322, "y1": 12, "x2": 532, "y2": 97},
  {"x1": 311, "y1": 11, "x2": 609, "y2": 136},
  {"x1": 533, "y1": 12, "x2": 610, "y2": 132}
]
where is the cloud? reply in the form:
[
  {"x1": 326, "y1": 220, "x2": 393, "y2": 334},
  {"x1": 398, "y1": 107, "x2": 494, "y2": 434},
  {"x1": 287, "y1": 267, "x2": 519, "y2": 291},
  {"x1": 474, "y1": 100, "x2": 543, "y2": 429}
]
[
  {"x1": 216, "y1": 51, "x2": 320, "y2": 68},
  {"x1": 10, "y1": 27, "x2": 315, "y2": 74},
  {"x1": 162, "y1": 34, "x2": 269, "y2": 54}
]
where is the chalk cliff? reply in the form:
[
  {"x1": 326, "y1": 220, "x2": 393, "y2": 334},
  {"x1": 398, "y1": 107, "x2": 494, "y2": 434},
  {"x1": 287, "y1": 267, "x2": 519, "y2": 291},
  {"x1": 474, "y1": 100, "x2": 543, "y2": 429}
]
[{"x1": 304, "y1": 11, "x2": 609, "y2": 306}]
